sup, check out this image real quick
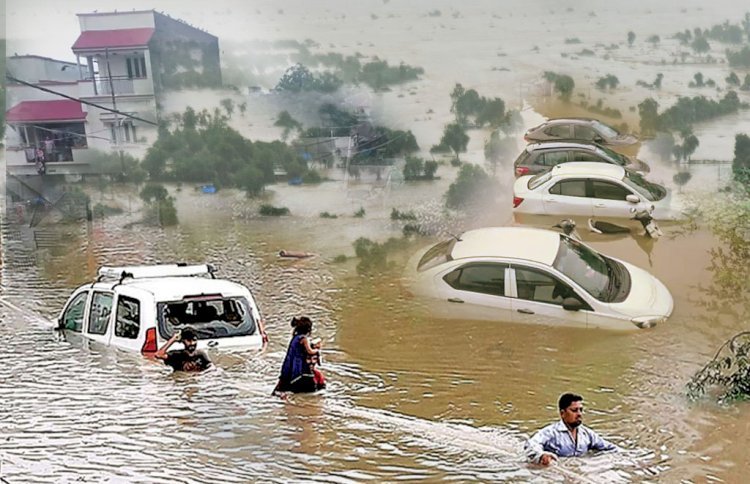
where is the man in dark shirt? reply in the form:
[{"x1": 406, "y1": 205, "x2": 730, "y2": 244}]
[{"x1": 155, "y1": 327, "x2": 211, "y2": 372}]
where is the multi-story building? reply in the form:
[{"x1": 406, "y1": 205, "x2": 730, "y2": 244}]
[{"x1": 5, "y1": 9, "x2": 221, "y2": 180}]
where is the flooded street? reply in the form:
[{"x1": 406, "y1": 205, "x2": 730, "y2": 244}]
[{"x1": 4, "y1": 0, "x2": 750, "y2": 482}]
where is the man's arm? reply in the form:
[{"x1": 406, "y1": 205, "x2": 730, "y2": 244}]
[
  {"x1": 154, "y1": 331, "x2": 181, "y2": 360},
  {"x1": 587, "y1": 428, "x2": 618, "y2": 453},
  {"x1": 525, "y1": 426, "x2": 558, "y2": 465}
]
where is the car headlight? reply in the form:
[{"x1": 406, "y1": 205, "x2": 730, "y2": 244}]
[{"x1": 631, "y1": 316, "x2": 666, "y2": 329}]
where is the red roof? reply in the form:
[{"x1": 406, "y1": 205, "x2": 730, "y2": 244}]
[
  {"x1": 72, "y1": 28, "x2": 154, "y2": 50},
  {"x1": 6, "y1": 100, "x2": 87, "y2": 123}
]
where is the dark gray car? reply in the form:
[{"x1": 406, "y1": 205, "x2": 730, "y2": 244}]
[
  {"x1": 524, "y1": 118, "x2": 638, "y2": 146},
  {"x1": 513, "y1": 140, "x2": 650, "y2": 177}
]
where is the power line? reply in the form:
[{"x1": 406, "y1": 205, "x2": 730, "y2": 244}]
[{"x1": 6, "y1": 74, "x2": 159, "y2": 126}]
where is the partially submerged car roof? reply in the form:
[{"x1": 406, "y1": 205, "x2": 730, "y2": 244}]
[
  {"x1": 451, "y1": 227, "x2": 560, "y2": 266},
  {"x1": 526, "y1": 140, "x2": 602, "y2": 151}
]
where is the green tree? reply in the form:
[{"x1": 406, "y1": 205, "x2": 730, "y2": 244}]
[
  {"x1": 274, "y1": 110, "x2": 303, "y2": 140},
  {"x1": 445, "y1": 164, "x2": 496, "y2": 209},
  {"x1": 220, "y1": 98, "x2": 235, "y2": 118},
  {"x1": 484, "y1": 130, "x2": 503, "y2": 176},
  {"x1": 403, "y1": 156, "x2": 424, "y2": 180},
  {"x1": 627, "y1": 31, "x2": 636, "y2": 46},
  {"x1": 733, "y1": 133, "x2": 750, "y2": 189},
  {"x1": 638, "y1": 98, "x2": 660, "y2": 136},
  {"x1": 691, "y1": 37, "x2": 711, "y2": 53},
  {"x1": 727, "y1": 72, "x2": 741, "y2": 86},
  {"x1": 438, "y1": 123, "x2": 469, "y2": 161}
]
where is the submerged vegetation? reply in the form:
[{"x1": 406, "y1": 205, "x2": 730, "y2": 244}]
[
  {"x1": 543, "y1": 71, "x2": 575, "y2": 101},
  {"x1": 445, "y1": 164, "x2": 497, "y2": 210},
  {"x1": 638, "y1": 91, "x2": 746, "y2": 136}
]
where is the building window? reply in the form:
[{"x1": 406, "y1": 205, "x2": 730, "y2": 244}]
[{"x1": 126, "y1": 55, "x2": 147, "y2": 79}]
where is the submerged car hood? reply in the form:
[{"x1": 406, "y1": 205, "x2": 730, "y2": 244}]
[{"x1": 608, "y1": 260, "x2": 673, "y2": 319}]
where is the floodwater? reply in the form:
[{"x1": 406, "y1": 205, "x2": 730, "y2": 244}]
[{"x1": 4, "y1": 0, "x2": 750, "y2": 482}]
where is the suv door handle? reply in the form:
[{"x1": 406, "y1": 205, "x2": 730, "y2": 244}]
[
  {"x1": 207, "y1": 340, "x2": 219, "y2": 347},
  {"x1": 517, "y1": 308, "x2": 535, "y2": 314},
  {"x1": 447, "y1": 298, "x2": 464, "y2": 303}
]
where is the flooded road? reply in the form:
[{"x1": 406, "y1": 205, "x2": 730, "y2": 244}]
[
  {"x1": 2, "y1": 174, "x2": 749, "y2": 483},
  {"x1": 4, "y1": 0, "x2": 750, "y2": 481}
]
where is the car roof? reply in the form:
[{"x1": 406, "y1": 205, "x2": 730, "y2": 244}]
[
  {"x1": 451, "y1": 227, "x2": 561, "y2": 265},
  {"x1": 543, "y1": 118, "x2": 597, "y2": 125},
  {"x1": 526, "y1": 140, "x2": 599, "y2": 152},
  {"x1": 89, "y1": 277, "x2": 250, "y2": 301},
  {"x1": 550, "y1": 162, "x2": 625, "y2": 179}
]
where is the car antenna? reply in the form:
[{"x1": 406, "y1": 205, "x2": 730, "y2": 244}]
[{"x1": 447, "y1": 232, "x2": 462, "y2": 242}]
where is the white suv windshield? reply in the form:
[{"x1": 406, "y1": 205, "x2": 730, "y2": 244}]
[
  {"x1": 157, "y1": 296, "x2": 257, "y2": 339},
  {"x1": 591, "y1": 120, "x2": 619, "y2": 138}
]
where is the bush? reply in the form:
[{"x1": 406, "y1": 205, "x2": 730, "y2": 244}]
[
  {"x1": 320, "y1": 211, "x2": 338, "y2": 219},
  {"x1": 391, "y1": 208, "x2": 417, "y2": 221},
  {"x1": 353, "y1": 207, "x2": 366, "y2": 218},
  {"x1": 333, "y1": 254, "x2": 348, "y2": 263},
  {"x1": 259, "y1": 204, "x2": 290, "y2": 216},
  {"x1": 93, "y1": 203, "x2": 124, "y2": 218},
  {"x1": 302, "y1": 170, "x2": 322, "y2": 184},
  {"x1": 445, "y1": 164, "x2": 496, "y2": 209}
]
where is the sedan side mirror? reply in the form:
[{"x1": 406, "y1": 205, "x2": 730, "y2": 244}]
[
  {"x1": 593, "y1": 136, "x2": 604, "y2": 143},
  {"x1": 562, "y1": 297, "x2": 585, "y2": 311},
  {"x1": 626, "y1": 194, "x2": 640, "y2": 204}
]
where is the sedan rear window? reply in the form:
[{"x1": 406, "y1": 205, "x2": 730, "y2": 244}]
[
  {"x1": 157, "y1": 296, "x2": 257, "y2": 339},
  {"x1": 417, "y1": 239, "x2": 456, "y2": 272}
]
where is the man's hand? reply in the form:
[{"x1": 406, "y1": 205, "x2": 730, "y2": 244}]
[{"x1": 539, "y1": 453, "x2": 557, "y2": 466}]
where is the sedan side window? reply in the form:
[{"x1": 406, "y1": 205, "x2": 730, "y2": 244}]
[
  {"x1": 549, "y1": 180, "x2": 586, "y2": 197},
  {"x1": 545, "y1": 125, "x2": 570, "y2": 138},
  {"x1": 574, "y1": 125, "x2": 598, "y2": 141},
  {"x1": 541, "y1": 151, "x2": 569, "y2": 166},
  {"x1": 592, "y1": 181, "x2": 630, "y2": 200},
  {"x1": 87, "y1": 292, "x2": 114, "y2": 336},
  {"x1": 569, "y1": 150, "x2": 601, "y2": 162},
  {"x1": 444, "y1": 263, "x2": 507, "y2": 296},
  {"x1": 115, "y1": 296, "x2": 141, "y2": 339},
  {"x1": 514, "y1": 267, "x2": 577, "y2": 306},
  {"x1": 62, "y1": 292, "x2": 89, "y2": 332}
]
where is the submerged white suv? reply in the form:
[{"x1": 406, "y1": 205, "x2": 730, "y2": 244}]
[{"x1": 57, "y1": 264, "x2": 265, "y2": 354}]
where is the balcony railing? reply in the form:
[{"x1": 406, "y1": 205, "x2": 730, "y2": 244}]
[{"x1": 86, "y1": 75, "x2": 135, "y2": 95}]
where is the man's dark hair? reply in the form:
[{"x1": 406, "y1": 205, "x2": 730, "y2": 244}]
[
  {"x1": 558, "y1": 393, "x2": 583, "y2": 411},
  {"x1": 180, "y1": 327, "x2": 198, "y2": 341}
]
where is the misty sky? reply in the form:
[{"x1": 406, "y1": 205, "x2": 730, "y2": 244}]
[{"x1": 6, "y1": 0, "x2": 745, "y2": 63}]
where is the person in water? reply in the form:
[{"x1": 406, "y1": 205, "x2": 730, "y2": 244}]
[
  {"x1": 155, "y1": 327, "x2": 212, "y2": 372},
  {"x1": 274, "y1": 316, "x2": 326, "y2": 394},
  {"x1": 525, "y1": 393, "x2": 618, "y2": 465}
]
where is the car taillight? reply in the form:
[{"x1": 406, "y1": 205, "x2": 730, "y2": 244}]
[
  {"x1": 513, "y1": 196, "x2": 524, "y2": 208},
  {"x1": 515, "y1": 166, "x2": 530, "y2": 177},
  {"x1": 142, "y1": 327, "x2": 157, "y2": 354}
]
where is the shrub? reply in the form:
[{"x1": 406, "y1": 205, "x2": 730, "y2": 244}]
[
  {"x1": 353, "y1": 207, "x2": 366, "y2": 218},
  {"x1": 259, "y1": 204, "x2": 290, "y2": 216},
  {"x1": 390, "y1": 208, "x2": 417, "y2": 220},
  {"x1": 445, "y1": 164, "x2": 496, "y2": 209},
  {"x1": 320, "y1": 211, "x2": 338, "y2": 219}
]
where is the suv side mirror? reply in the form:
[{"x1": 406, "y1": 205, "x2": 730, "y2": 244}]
[
  {"x1": 562, "y1": 297, "x2": 584, "y2": 311},
  {"x1": 626, "y1": 194, "x2": 640, "y2": 204}
]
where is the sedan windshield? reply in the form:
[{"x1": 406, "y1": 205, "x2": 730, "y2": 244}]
[
  {"x1": 553, "y1": 236, "x2": 611, "y2": 301},
  {"x1": 623, "y1": 170, "x2": 666, "y2": 201},
  {"x1": 597, "y1": 145, "x2": 630, "y2": 165},
  {"x1": 591, "y1": 120, "x2": 619, "y2": 138}
]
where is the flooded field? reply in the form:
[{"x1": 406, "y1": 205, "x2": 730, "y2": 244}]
[{"x1": 4, "y1": 0, "x2": 750, "y2": 482}]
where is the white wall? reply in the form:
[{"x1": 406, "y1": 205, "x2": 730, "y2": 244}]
[
  {"x1": 7, "y1": 57, "x2": 85, "y2": 84},
  {"x1": 78, "y1": 12, "x2": 155, "y2": 31}
]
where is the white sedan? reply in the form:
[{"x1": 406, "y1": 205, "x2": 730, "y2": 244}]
[
  {"x1": 512, "y1": 162, "x2": 680, "y2": 222},
  {"x1": 404, "y1": 227, "x2": 673, "y2": 331}
]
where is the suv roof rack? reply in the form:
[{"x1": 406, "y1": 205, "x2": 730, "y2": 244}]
[{"x1": 97, "y1": 264, "x2": 216, "y2": 283}]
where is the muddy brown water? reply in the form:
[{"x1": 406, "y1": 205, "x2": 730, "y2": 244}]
[{"x1": 1, "y1": 177, "x2": 748, "y2": 483}]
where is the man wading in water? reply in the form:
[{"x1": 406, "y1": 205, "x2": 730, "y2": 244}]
[
  {"x1": 525, "y1": 393, "x2": 618, "y2": 465},
  {"x1": 155, "y1": 327, "x2": 212, "y2": 372}
]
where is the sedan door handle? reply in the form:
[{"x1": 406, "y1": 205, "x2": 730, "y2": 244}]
[
  {"x1": 517, "y1": 308, "x2": 535, "y2": 314},
  {"x1": 447, "y1": 298, "x2": 464, "y2": 303},
  {"x1": 594, "y1": 203, "x2": 606, "y2": 207}
]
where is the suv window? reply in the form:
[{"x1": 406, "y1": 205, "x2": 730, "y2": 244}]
[
  {"x1": 545, "y1": 125, "x2": 570, "y2": 138},
  {"x1": 115, "y1": 295, "x2": 141, "y2": 339},
  {"x1": 514, "y1": 267, "x2": 576, "y2": 305},
  {"x1": 87, "y1": 292, "x2": 114, "y2": 336},
  {"x1": 568, "y1": 150, "x2": 601, "y2": 162},
  {"x1": 592, "y1": 181, "x2": 630, "y2": 200},
  {"x1": 549, "y1": 180, "x2": 587, "y2": 197},
  {"x1": 443, "y1": 263, "x2": 507, "y2": 296},
  {"x1": 574, "y1": 125, "x2": 598, "y2": 141},
  {"x1": 418, "y1": 238, "x2": 456, "y2": 272},
  {"x1": 158, "y1": 296, "x2": 258, "y2": 339},
  {"x1": 540, "y1": 151, "x2": 569, "y2": 166},
  {"x1": 62, "y1": 291, "x2": 89, "y2": 332}
]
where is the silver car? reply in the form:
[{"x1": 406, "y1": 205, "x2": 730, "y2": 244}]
[{"x1": 524, "y1": 118, "x2": 638, "y2": 146}]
